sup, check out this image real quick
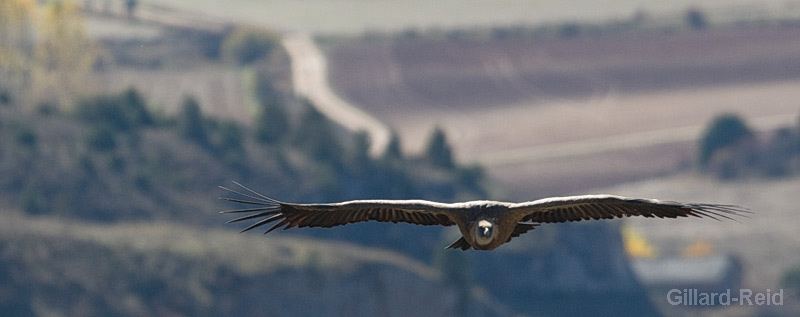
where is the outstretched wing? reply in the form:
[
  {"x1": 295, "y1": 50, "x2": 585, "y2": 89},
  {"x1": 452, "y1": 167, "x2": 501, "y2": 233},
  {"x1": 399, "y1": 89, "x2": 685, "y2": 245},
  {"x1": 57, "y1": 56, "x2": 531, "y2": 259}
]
[
  {"x1": 509, "y1": 195, "x2": 749, "y2": 223},
  {"x1": 220, "y1": 182, "x2": 457, "y2": 234}
]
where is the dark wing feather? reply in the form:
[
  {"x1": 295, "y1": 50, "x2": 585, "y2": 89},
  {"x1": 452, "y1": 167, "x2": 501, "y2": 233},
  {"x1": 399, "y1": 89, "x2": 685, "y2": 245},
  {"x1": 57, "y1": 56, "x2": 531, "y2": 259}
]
[
  {"x1": 446, "y1": 237, "x2": 471, "y2": 250},
  {"x1": 506, "y1": 223, "x2": 539, "y2": 242},
  {"x1": 220, "y1": 182, "x2": 457, "y2": 234},
  {"x1": 510, "y1": 195, "x2": 749, "y2": 223}
]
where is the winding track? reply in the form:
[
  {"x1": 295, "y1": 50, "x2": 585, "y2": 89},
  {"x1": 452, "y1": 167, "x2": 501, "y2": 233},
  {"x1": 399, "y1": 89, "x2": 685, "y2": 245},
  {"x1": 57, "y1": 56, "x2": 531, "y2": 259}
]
[{"x1": 282, "y1": 33, "x2": 391, "y2": 157}]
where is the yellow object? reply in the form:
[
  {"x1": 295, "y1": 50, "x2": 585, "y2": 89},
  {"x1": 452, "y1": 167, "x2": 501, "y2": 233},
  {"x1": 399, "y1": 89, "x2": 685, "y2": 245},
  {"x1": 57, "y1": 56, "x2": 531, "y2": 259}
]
[
  {"x1": 683, "y1": 239, "x2": 713, "y2": 257},
  {"x1": 622, "y1": 224, "x2": 656, "y2": 258}
]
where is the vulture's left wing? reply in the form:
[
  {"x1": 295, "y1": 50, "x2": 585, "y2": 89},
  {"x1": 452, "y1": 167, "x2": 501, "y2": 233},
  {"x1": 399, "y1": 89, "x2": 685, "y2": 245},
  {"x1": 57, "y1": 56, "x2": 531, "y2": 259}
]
[
  {"x1": 220, "y1": 182, "x2": 457, "y2": 234},
  {"x1": 508, "y1": 195, "x2": 749, "y2": 224}
]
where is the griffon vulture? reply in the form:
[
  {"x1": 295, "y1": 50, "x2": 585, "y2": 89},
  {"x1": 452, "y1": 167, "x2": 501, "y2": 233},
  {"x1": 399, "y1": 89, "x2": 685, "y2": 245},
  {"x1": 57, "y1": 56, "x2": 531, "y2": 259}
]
[{"x1": 220, "y1": 182, "x2": 747, "y2": 250}]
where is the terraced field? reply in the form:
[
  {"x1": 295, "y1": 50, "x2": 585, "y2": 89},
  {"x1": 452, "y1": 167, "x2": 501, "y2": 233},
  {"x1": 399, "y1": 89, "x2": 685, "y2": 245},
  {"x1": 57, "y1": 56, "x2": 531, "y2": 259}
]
[
  {"x1": 144, "y1": 0, "x2": 800, "y2": 34},
  {"x1": 327, "y1": 26, "x2": 800, "y2": 197}
]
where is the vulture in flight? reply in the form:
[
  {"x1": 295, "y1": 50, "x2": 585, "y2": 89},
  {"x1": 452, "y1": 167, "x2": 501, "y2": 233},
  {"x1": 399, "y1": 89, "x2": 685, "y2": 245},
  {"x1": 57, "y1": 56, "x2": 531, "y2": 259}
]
[{"x1": 220, "y1": 182, "x2": 748, "y2": 251}]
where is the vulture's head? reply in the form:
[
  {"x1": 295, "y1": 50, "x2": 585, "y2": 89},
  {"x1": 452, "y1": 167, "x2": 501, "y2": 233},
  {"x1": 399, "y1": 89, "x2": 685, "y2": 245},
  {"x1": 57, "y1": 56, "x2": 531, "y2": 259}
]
[{"x1": 475, "y1": 220, "x2": 494, "y2": 245}]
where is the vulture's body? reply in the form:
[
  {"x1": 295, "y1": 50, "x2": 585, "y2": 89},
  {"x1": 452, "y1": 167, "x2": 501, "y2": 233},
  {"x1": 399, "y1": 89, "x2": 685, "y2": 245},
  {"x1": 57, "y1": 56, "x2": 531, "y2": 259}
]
[{"x1": 220, "y1": 182, "x2": 748, "y2": 250}]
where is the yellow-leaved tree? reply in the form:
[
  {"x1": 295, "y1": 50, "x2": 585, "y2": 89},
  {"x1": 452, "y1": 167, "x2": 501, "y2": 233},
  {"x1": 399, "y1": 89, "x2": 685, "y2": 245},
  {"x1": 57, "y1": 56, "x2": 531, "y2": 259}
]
[
  {"x1": 0, "y1": 0, "x2": 37, "y2": 104},
  {"x1": 31, "y1": 0, "x2": 101, "y2": 108},
  {"x1": 0, "y1": 0, "x2": 101, "y2": 109}
]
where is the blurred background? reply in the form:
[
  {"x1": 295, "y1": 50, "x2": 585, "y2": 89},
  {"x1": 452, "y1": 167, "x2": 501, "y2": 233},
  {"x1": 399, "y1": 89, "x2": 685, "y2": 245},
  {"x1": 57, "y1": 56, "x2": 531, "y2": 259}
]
[{"x1": 1, "y1": 0, "x2": 799, "y2": 316}]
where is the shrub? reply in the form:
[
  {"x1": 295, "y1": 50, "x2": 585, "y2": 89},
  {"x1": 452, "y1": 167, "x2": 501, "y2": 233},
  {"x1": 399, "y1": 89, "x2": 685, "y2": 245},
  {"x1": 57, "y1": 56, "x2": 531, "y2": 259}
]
[
  {"x1": 134, "y1": 172, "x2": 153, "y2": 192},
  {"x1": 381, "y1": 132, "x2": 403, "y2": 161},
  {"x1": 20, "y1": 186, "x2": 46, "y2": 215},
  {"x1": 698, "y1": 114, "x2": 752, "y2": 168},
  {"x1": 291, "y1": 102, "x2": 343, "y2": 163},
  {"x1": 686, "y1": 7, "x2": 708, "y2": 30},
  {"x1": 346, "y1": 131, "x2": 372, "y2": 173},
  {"x1": 74, "y1": 88, "x2": 152, "y2": 133},
  {"x1": 781, "y1": 266, "x2": 800, "y2": 298},
  {"x1": 559, "y1": 23, "x2": 581, "y2": 38},
  {"x1": 0, "y1": 89, "x2": 11, "y2": 106},
  {"x1": 121, "y1": 87, "x2": 152, "y2": 126},
  {"x1": 221, "y1": 27, "x2": 280, "y2": 66},
  {"x1": 13, "y1": 123, "x2": 37, "y2": 148},
  {"x1": 84, "y1": 125, "x2": 117, "y2": 152},
  {"x1": 177, "y1": 96, "x2": 211, "y2": 149},
  {"x1": 425, "y1": 126, "x2": 455, "y2": 169},
  {"x1": 214, "y1": 121, "x2": 246, "y2": 169},
  {"x1": 254, "y1": 100, "x2": 288, "y2": 144}
]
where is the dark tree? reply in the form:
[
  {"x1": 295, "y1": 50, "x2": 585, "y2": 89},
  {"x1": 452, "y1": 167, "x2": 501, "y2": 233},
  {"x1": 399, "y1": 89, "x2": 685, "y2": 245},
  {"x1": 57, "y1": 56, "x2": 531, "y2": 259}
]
[
  {"x1": 178, "y1": 97, "x2": 210, "y2": 149},
  {"x1": 84, "y1": 124, "x2": 117, "y2": 152},
  {"x1": 291, "y1": 100, "x2": 342, "y2": 163},
  {"x1": 0, "y1": 89, "x2": 11, "y2": 106},
  {"x1": 559, "y1": 23, "x2": 581, "y2": 38},
  {"x1": 782, "y1": 266, "x2": 800, "y2": 298},
  {"x1": 74, "y1": 88, "x2": 152, "y2": 133},
  {"x1": 125, "y1": 0, "x2": 138, "y2": 19},
  {"x1": 121, "y1": 87, "x2": 152, "y2": 127},
  {"x1": 686, "y1": 7, "x2": 708, "y2": 30},
  {"x1": 347, "y1": 130, "x2": 371, "y2": 173},
  {"x1": 215, "y1": 121, "x2": 246, "y2": 168},
  {"x1": 254, "y1": 100, "x2": 289, "y2": 144},
  {"x1": 425, "y1": 126, "x2": 455, "y2": 169},
  {"x1": 381, "y1": 131, "x2": 403, "y2": 161},
  {"x1": 796, "y1": 113, "x2": 800, "y2": 153},
  {"x1": 698, "y1": 113, "x2": 752, "y2": 168},
  {"x1": 760, "y1": 128, "x2": 795, "y2": 177}
]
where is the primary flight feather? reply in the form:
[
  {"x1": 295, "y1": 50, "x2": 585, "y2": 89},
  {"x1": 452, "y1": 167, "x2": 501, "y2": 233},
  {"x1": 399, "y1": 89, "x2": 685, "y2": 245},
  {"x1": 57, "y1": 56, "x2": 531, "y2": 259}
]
[{"x1": 220, "y1": 182, "x2": 749, "y2": 251}]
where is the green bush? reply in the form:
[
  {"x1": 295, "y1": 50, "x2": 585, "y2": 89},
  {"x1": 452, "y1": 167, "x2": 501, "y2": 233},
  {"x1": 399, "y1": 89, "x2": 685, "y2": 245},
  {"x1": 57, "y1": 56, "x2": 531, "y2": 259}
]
[
  {"x1": 84, "y1": 125, "x2": 117, "y2": 152},
  {"x1": 13, "y1": 123, "x2": 37, "y2": 148},
  {"x1": 74, "y1": 88, "x2": 152, "y2": 133},
  {"x1": 221, "y1": 27, "x2": 280, "y2": 66},
  {"x1": 686, "y1": 7, "x2": 708, "y2": 30},
  {"x1": 0, "y1": 89, "x2": 11, "y2": 106},
  {"x1": 698, "y1": 113, "x2": 752, "y2": 168}
]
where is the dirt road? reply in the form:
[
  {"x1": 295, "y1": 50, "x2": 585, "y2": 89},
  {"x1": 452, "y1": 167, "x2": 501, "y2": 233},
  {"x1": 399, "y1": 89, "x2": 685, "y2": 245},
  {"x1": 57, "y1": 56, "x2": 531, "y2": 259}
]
[{"x1": 282, "y1": 33, "x2": 391, "y2": 157}]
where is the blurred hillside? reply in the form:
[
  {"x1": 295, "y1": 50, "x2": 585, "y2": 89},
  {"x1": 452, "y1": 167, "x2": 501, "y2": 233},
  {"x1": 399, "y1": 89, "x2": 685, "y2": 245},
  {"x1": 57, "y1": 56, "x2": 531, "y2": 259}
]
[
  {"x1": 6, "y1": 1, "x2": 800, "y2": 316},
  {"x1": 0, "y1": 211, "x2": 471, "y2": 316},
  {"x1": 0, "y1": 2, "x2": 670, "y2": 315},
  {"x1": 0, "y1": 64, "x2": 508, "y2": 315}
]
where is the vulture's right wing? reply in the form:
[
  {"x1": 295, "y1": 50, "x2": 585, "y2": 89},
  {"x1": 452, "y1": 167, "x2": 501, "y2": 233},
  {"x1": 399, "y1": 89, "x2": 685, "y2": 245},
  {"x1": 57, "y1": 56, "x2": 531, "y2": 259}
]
[{"x1": 220, "y1": 182, "x2": 458, "y2": 234}]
